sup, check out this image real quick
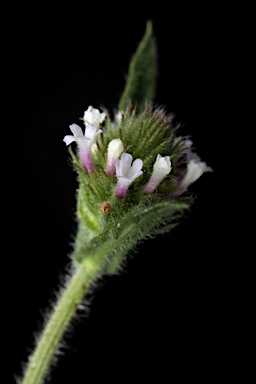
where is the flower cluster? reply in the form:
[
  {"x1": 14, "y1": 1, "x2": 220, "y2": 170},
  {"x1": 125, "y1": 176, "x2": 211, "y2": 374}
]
[{"x1": 64, "y1": 105, "x2": 212, "y2": 203}]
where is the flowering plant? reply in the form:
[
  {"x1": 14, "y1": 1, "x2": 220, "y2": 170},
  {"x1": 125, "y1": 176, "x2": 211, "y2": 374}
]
[{"x1": 20, "y1": 21, "x2": 212, "y2": 384}]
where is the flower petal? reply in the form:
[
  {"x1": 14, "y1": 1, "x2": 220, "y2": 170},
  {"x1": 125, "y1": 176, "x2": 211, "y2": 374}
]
[
  {"x1": 69, "y1": 123, "x2": 83, "y2": 137},
  {"x1": 83, "y1": 106, "x2": 106, "y2": 126},
  {"x1": 129, "y1": 170, "x2": 143, "y2": 182},
  {"x1": 120, "y1": 153, "x2": 133, "y2": 177},
  {"x1": 108, "y1": 139, "x2": 124, "y2": 157},
  {"x1": 63, "y1": 135, "x2": 77, "y2": 146},
  {"x1": 128, "y1": 158, "x2": 143, "y2": 179},
  {"x1": 115, "y1": 158, "x2": 122, "y2": 176},
  {"x1": 85, "y1": 124, "x2": 97, "y2": 140},
  {"x1": 181, "y1": 160, "x2": 205, "y2": 187}
]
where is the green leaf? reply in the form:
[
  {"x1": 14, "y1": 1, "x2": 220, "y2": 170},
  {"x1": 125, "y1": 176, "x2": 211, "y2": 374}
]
[
  {"x1": 118, "y1": 20, "x2": 158, "y2": 112},
  {"x1": 73, "y1": 201, "x2": 189, "y2": 267}
]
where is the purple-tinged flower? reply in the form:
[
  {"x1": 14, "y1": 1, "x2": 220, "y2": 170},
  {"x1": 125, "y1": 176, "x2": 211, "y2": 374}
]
[
  {"x1": 82, "y1": 106, "x2": 106, "y2": 127},
  {"x1": 143, "y1": 154, "x2": 172, "y2": 194},
  {"x1": 107, "y1": 139, "x2": 124, "y2": 175},
  {"x1": 115, "y1": 153, "x2": 143, "y2": 199},
  {"x1": 63, "y1": 123, "x2": 102, "y2": 173}
]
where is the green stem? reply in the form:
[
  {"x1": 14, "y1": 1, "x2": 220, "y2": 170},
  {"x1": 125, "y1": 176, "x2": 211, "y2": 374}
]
[
  {"x1": 21, "y1": 257, "x2": 103, "y2": 384},
  {"x1": 20, "y1": 200, "x2": 186, "y2": 383}
]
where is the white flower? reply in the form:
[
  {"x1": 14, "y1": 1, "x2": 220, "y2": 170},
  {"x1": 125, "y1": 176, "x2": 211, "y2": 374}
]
[
  {"x1": 63, "y1": 123, "x2": 102, "y2": 172},
  {"x1": 115, "y1": 153, "x2": 143, "y2": 199},
  {"x1": 184, "y1": 139, "x2": 193, "y2": 148},
  {"x1": 63, "y1": 123, "x2": 102, "y2": 148},
  {"x1": 173, "y1": 136, "x2": 193, "y2": 149},
  {"x1": 107, "y1": 139, "x2": 124, "y2": 175},
  {"x1": 111, "y1": 110, "x2": 124, "y2": 130},
  {"x1": 115, "y1": 111, "x2": 124, "y2": 124},
  {"x1": 143, "y1": 154, "x2": 172, "y2": 194},
  {"x1": 179, "y1": 150, "x2": 213, "y2": 189},
  {"x1": 82, "y1": 105, "x2": 106, "y2": 127}
]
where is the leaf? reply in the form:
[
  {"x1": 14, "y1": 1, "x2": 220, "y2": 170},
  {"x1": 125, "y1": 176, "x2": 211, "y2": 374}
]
[
  {"x1": 118, "y1": 20, "x2": 158, "y2": 112},
  {"x1": 73, "y1": 201, "x2": 189, "y2": 266}
]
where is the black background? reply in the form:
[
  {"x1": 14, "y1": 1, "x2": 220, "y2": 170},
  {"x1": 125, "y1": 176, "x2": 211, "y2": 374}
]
[{"x1": 10, "y1": 5, "x2": 230, "y2": 383}]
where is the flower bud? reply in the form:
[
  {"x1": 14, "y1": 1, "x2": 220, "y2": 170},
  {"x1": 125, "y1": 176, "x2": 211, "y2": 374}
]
[{"x1": 107, "y1": 139, "x2": 124, "y2": 175}]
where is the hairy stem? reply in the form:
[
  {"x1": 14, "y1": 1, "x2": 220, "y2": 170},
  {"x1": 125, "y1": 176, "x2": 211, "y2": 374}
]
[
  {"x1": 20, "y1": 200, "x2": 187, "y2": 384},
  {"x1": 21, "y1": 256, "x2": 103, "y2": 384}
]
